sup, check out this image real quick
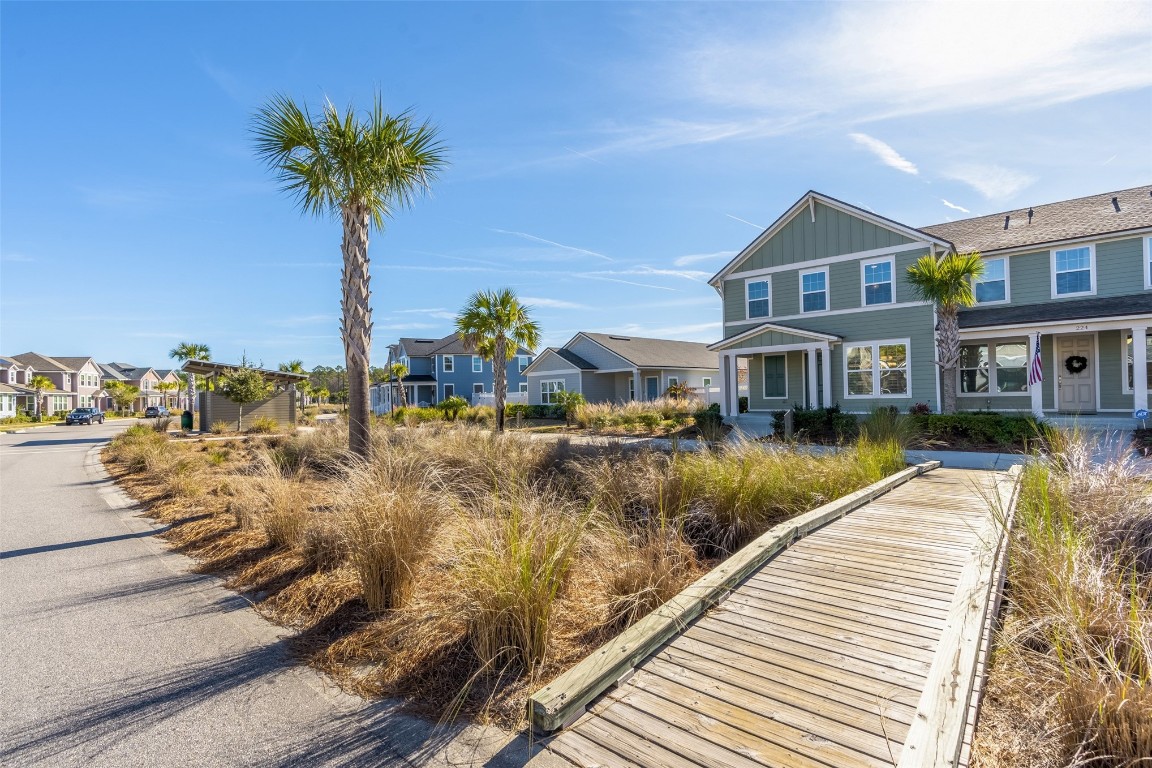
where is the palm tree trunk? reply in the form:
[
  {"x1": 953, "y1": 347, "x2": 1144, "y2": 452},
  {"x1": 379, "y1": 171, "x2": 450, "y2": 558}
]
[
  {"x1": 937, "y1": 306, "x2": 961, "y2": 414},
  {"x1": 493, "y1": 336, "x2": 507, "y2": 432},
  {"x1": 341, "y1": 202, "x2": 373, "y2": 459}
]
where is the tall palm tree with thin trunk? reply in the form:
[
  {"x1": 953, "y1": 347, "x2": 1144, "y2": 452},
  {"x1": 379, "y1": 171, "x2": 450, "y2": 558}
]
[
  {"x1": 389, "y1": 362, "x2": 409, "y2": 410},
  {"x1": 905, "y1": 252, "x2": 984, "y2": 414},
  {"x1": 254, "y1": 94, "x2": 445, "y2": 459},
  {"x1": 455, "y1": 288, "x2": 540, "y2": 432},
  {"x1": 29, "y1": 375, "x2": 55, "y2": 421},
  {"x1": 169, "y1": 342, "x2": 211, "y2": 414}
]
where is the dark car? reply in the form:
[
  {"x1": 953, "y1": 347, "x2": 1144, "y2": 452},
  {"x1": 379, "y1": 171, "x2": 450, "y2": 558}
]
[
  {"x1": 144, "y1": 406, "x2": 170, "y2": 418},
  {"x1": 66, "y1": 407, "x2": 105, "y2": 425}
]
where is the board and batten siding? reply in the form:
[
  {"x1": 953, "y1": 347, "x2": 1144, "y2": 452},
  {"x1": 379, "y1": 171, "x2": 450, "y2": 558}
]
[
  {"x1": 199, "y1": 390, "x2": 296, "y2": 430},
  {"x1": 529, "y1": 351, "x2": 583, "y2": 374}
]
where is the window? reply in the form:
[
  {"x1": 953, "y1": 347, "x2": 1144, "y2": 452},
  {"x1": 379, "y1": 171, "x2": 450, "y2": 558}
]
[
  {"x1": 1124, "y1": 333, "x2": 1152, "y2": 392},
  {"x1": 702, "y1": 377, "x2": 712, "y2": 388},
  {"x1": 443, "y1": 383, "x2": 454, "y2": 399},
  {"x1": 667, "y1": 376, "x2": 679, "y2": 388},
  {"x1": 800, "y1": 268, "x2": 828, "y2": 312},
  {"x1": 994, "y1": 342, "x2": 1028, "y2": 393},
  {"x1": 519, "y1": 382, "x2": 528, "y2": 393},
  {"x1": 443, "y1": 356, "x2": 454, "y2": 373},
  {"x1": 629, "y1": 378, "x2": 635, "y2": 401},
  {"x1": 472, "y1": 356, "x2": 483, "y2": 372},
  {"x1": 975, "y1": 258, "x2": 1008, "y2": 303},
  {"x1": 1145, "y1": 238, "x2": 1152, "y2": 290},
  {"x1": 862, "y1": 258, "x2": 894, "y2": 306},
  {"x1": 845, "y1": 341, "x2": 909, "y2": 397},
  {"x1": 518, "y1": 356, "x2": 530, "y2": 372},
  {"x1": 1052, "y1": 245, "x2": 1094, "y2": 296},
  {"x1": 959, "y1": 344, "x2": 989, "y2": 393},
  {"x1": 746, "y1": 278, "x2": 770, "y2": 318},
  {"x1": 763, "y1": 355, "x2": 787, "y2": 399},
  {"x1": 541, "y1": 380, "x2": 564, "y2": 404},
  {"x1": 473, "y1": 383, "x2": 484, "y2": 394}
]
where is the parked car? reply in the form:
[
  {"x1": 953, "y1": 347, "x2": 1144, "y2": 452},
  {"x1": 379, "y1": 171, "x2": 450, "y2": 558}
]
[
  {"x1": 144, "y1": 406, "x2": 170, "y2": 418},
  {"x1": 66, "y1": 407, "x2": 105, "y2": 425}
]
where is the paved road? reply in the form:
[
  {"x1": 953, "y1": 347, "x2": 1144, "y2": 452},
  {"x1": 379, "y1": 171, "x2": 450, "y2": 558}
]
[{"x1": 0, "y1": 422, "x2": 556, "y2": 767}]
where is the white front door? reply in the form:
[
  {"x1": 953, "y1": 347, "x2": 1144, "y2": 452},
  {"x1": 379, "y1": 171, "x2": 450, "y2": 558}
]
[{"x1": 1056, "y1": 334, "x2": 1096, "y2": 413}]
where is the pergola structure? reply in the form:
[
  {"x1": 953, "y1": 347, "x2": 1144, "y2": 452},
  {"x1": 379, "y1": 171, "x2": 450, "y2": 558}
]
[{"x1": 180, "y1": 360, "x2": 308, "y2": 388}]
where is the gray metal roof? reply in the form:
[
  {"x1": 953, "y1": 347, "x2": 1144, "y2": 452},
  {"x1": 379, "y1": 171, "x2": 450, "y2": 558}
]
[
  {"x1": 922, "y1": 185, "x2": 1152, "y2": 254},
  {"x1": 181, "y1": 360, "x2": 307, "y2": 384},
  {"x1": 959, "y1": 294, "x2": 1152, "y2": 329},
  {"x1": 580, "y1": 333, "x2": 719, "y2": 370}
]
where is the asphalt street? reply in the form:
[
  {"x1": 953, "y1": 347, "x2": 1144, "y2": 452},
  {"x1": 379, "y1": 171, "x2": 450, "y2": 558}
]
[{"x1": 0, "y1": 421, "x2": 557, "y2": 767}]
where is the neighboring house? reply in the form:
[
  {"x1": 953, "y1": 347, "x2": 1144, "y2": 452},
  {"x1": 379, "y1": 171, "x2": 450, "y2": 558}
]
[
  {"x1": 9, "y1": 352, "x2": 104, "y2": 415},
  {"x1": 0, "y1": 357, "x2": 36, "y2": 414},
  {"x1": 708, "y1": 186, "x2": 1152, "y2": 420},
  {"x1": 370, "y1": 335, "x2": 534, "y2": 415},
  {"x1": 99, "y1": 362, "x2": 164, "y2": 412},
  {"x1": 154, "y1": 369, "x2": 183, "y2": 408},
  {"x1": 0, "y1": 383, "x2": 21, "y2": 418},
  {"x1": 523, "y1": 332, "x2": 720, "y2": 406}
]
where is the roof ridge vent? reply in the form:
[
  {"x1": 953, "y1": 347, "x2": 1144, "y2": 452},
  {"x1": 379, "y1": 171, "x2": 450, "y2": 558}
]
[
  {"x1": 608, "y1": 335, "x2": 632, "y2": 341},
  {"x1": 1027, "y1": 208, "x2": 1034, "y2": 224},
  {"x1": 1112, "y1": 196, "x2": 1120, "y2": 212},
  {"x1": 1003, "y1": 215, "x2": 1010, "y2": 230}
]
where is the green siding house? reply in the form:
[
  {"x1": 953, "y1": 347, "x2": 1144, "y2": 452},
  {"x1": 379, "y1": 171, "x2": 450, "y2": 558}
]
[{"x1": 709, "y1": 187, "x2": 1152, "y2": 422}]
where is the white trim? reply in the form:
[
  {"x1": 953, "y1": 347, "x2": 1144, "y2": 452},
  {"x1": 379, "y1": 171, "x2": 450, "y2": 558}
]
[
  {"x1": 711, "y1": 321, "x2": 841, "y2": 350},
  {"x1": 956, "y1": 338, "x2": 1031, "y2": 397},
  {"x1": 443, "y1": 383, "x2": 455, "y2": 399},
  {"x1": 702, "y1": 377, "x2": 712, "y2": 388},
  {"x1": 723, "y1": 241, "x2": 929, "y2": 282},
  {"x1": 860, "y1": 256, "x2": 896, "y2": 307},
  {"x1": 1145, "y1": 237, "x2": 1152, "y2": 290},
  {"x1": 519, "y1": 382, "x2": 528, "y2": 394},
  {"x1": 761, "y1": 353, "x2": 788, "y2": 400},
  {"x1": 442, "y1": 355, "x2": 454, "y2": 373},
  {"x1": 1121, "y1": 328, "x2": 1152, "y2": 396},
  {"x1": 667, "y1": 375, "x2": 680, "y2": 389},
  {"x1": 473, "y1": 383, "x2": 485, "y2": 394},
  {"x1": 521, "y1": 348, "x2": 584, "y2": 375},
  {"x1": 713, "y1": 342, "x2": 827, "y2": 356},
  {"x1": 976, "y1": 227, "x2": 1152, "y2": 259},
  {"x1": 959, "y1": 313, "x2": 1152, "y2": 338},
  {"x1": 707, "y1": 191, "x2": 951, "y2": 287},
  {"x1": 540, "y1": 379, "x2": 565, "y2": 404},
  {"x1": 471, "y1": 355, "x2": 484, "y2": 373},
  {"x1": 799, "y1": 266, "x2": 829, "y2": 314},
  {"x1": 725, "y1": 294, "x2": 932, "y2": 329},
  {"x1": 843, "y1": 338, "x2": 911, "y2": 399},
  {"x1": 644, "y1": 375, "x2": 660, "y2": 401},
  {"x1": 745, "y1": 275, "x2": 772, "y2": 320},
  {"x1": 973, "y1": 256, "x2": 1010, "y2": 305},
  {"x1": 1050, "y1": 244, "x2": 1096, "y2": 299}
]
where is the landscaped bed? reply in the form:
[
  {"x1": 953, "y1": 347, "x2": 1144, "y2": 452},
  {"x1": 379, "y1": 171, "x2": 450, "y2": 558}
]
[{"x1": 101, "y1": 421, "x2": 902, "y2": 726}]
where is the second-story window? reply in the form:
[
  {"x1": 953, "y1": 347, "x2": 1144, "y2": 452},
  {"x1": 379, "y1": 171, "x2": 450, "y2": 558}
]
[
  {"x1": 1052, "y1": 246, "x2": 1094, "y2": 297},
  {"x1": 746, "y1": 278, "x2": 770, "y2": 318},
  {"x1": 518, "y1": 355, "x2": 530, "y2": 372},
  {"x1": 862, "y1": 258, "x2": 894, "y2": 306},
  {"x1": 443, "y1": 355, "x2": 454, "y2": 373},
  {"x1": 975, "y1": 258, "x2": 1008, "y2": 303},
  {"x1": 472, "y1": 356, "x2": 483, "y2": 373},
  {"x1": 800, "y1": 268, "x2": 828, "y2": 313}
]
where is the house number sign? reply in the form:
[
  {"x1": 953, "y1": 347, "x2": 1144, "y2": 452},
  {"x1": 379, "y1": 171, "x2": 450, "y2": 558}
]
[{"x1": 1074, "y1": 325, "x2": 1090, "y2": 331}]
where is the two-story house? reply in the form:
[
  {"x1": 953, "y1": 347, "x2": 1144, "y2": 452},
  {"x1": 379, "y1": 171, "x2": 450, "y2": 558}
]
[
  {"x1": 0, "y1": 357, "x2": 35, "y2": 416},
  {"x1": 523, "y1": 332, "x2": 720, "y2": 406},
  {"x1": 370, "y1": 334, "x2": 534, "y2": 414},
  {"x1": 709, "y1": 186, "x2": 1152, "y2": 423},
  {"x1": 8, "y1": 353, "x2": 104, "y2": 415},
  {"x1": 99, "y1": 362, "x2": 164, "y2": 412}
]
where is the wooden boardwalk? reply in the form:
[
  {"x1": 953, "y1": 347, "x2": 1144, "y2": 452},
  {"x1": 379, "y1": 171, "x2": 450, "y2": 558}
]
[{"x1": 540, "y1": 468, "x2": 1012, "y2": 768}]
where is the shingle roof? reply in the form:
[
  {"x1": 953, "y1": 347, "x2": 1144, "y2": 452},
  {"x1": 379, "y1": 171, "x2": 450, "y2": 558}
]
[
  {"x1": 97, "y1": 363, "x2": 129, "y2": 381},
  {"x1": 581, "y1": 333, "x2": 719, "y2": 370},
  {"x1": 0, "y1": 357, "x2": 24, "y2": 370},
  {"x1": 105, "y1": 363, "x2": 155, "y2": 380},
  {"x1": 959, "y1": 294, "x2": 1152, "y2": 329},
  {"x1": 550, "y1": 348, "x2": 598, "y2": 370},
  {"x1": 921, "y1": 185, "x2": 1152, "y2": 254},
  {"x1": 53, "y1": 357, "x2": 96, "y2": 371},
  {"x1": 11, "y1": 352, "x2": 69, "y2": 372},
  {"x1": 397, "y1": 337, "x2": 447, "y2": 357},
  {"x1": 430, "y1": 335, "x2": 532, "y2": 357}
]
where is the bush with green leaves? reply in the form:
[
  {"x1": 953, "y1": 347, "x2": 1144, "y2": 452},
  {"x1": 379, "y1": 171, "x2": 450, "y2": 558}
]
[
  {"x1": 218, "y1": 365, "x2": 273, "y2": 431},
  {"x1": 435, "y1": 395, "x2": 469, "y2": 421},
  {"x1": 910, "y1": 412, "x2": 1040, "y2": 449},
  {"x1": 552, "y1": 390, "x2": 586, "y2": 427},
  {"x1": 772, "y1": 404, "x2": 857, "y2": 441},
  {"x1": 247, "y1": 415, "x2": 279, "y2": 434}
]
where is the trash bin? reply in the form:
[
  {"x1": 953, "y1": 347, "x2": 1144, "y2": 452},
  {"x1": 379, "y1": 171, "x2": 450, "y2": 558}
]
[{"x1": 181, "y1": 410, "x2": 194, "y2": 431}]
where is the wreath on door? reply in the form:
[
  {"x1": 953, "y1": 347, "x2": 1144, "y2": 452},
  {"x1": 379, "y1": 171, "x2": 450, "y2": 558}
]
[{"x1": 1064, "y1": 355, "x2": 1088, "y2": 374}]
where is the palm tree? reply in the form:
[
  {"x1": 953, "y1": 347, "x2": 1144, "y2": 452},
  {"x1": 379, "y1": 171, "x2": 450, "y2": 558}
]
[
  {"x1": 29, "y1": 375, "x2": 55, "y2": 421},
  {"x1": 279, "y1": 359, "x2": 309, "y2": 409},
  {"x1": 156, "y1": 381, "x2": 178, "y2": 409},
  {"x1": 455, "y1": 288, "x2": 540, "y2": 432},
  {"x1": 389, "y1": 362, "x2": 409, "y2": 410},
  {"x1": 905, "y1": 252, "x2": 984, "y2": 414},
  {"x1": 254, "y1": 93, "x2": 446, "y2": 459},
  {"x1": 169, "y1": 342, "x2": 211, "y2": 414}
]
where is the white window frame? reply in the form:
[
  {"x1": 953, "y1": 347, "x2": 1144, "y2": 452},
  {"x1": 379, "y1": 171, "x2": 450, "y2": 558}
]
[
  {"x1": 473, "y1": 383, "x2": 484, "y2": 394},
  {"x1": 518, "y1": 355, "x2": 530, "y2": 372},
  {"x1": 1050, "y1": 244, "x2": 1096, "y2": 298},
  {"x1": 442, "y1": 355, "x2": 454, "y2": 373},
  {"x1": 745, "y1": 276, "x2": 771, "y2": 319},
  {"x1": 799, "y1": 267, "x2": 829, "y2": 313},
  {"x1": 843, "y1": 339, "x2": 911, "y2": 399},
  {"x1": 762, "y1": 354, "x2": 788, "y2": 400},
  {"x1": 472, "y1": 355, "x2": 483, "y2": 373},
  {"x1": 860, "y1": 257, "x2": 895, "y2": 307},
  {"x1": 667, "y1": 376, "x2": 679, "y2": 388},
  {"x1": 540, "y1": 380, "x2": 564, "y2": 404},
  {"x1": 519, "y1": 382, "x2": 528, "y2": 394},
  {"x1": 974, "y1": 257, "x2": 1010, "y2": 305},
  {"x1": 1122, "y1": 332, "x2": 1152, "y2": 394},
  {"x1": 1144, "y1": 237, "x2": 1152, "y2": 290},
  {"x1": 443, "y1": 383, "x2": 455, "y2": 399},
  {"x1": 957, "y1": 339, "x2": 1030, "y2": 396},
  {"x1": 702, "y1": 377, "x2": 712, "y2": 388}
]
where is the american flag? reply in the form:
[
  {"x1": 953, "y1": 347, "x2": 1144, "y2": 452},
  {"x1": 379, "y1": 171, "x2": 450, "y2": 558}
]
[{"x1": 1028, "y1": 332, "x2": 1043, "y2": 387}]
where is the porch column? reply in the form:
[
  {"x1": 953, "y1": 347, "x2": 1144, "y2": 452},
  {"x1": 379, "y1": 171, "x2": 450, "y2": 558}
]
[
  {"x1": 821, "y1": 343, "x2": 833, "y2": 409},
  {"x1": 806, "y1": 346, "x2": 819, "y2": 409},
  {"x1": 726, "y1": 354, "x2": 740, "y2": 419},
  {"x1": 1030, "y1": 333, "x2": 1044, "y2": 419},
  {"x1": 632, "y1": 368, "x2": 640, "y2": 402},
  {"x1": 1134, "y1": 326, "x2": 1149, "y2": 414}
]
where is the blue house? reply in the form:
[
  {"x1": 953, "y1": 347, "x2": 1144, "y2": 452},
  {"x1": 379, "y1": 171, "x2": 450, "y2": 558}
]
[{"x1": 370, "y1": 334, "x2": 534, "y2": 414}]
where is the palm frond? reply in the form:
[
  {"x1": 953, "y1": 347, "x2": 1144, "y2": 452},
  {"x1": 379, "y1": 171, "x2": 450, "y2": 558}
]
[{"x1": 905, "y1": 251, "x2": 983, "y2": 310}]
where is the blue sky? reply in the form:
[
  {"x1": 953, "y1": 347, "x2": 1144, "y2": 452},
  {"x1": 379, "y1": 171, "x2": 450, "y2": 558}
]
[{"x1": 2, "y1": 1, "x2": 1150, "y2": 370}]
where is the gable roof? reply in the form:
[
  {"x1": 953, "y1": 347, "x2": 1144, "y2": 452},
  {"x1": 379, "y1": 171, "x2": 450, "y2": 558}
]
[
  {"x1": 97, "y1": 363, "x2": 129, "y2": 381},
  {"x1": 708, "y1": 322, "x2": 842, "y2": 351},
  {"x1": 104, "y1": 363, "x2": 157, "y2": 380},
  {"x1": 520, "y1": 347, "x2": 598, "y2": 376},
  {"x1": 579, "y1": 333, "x2": 718, "y2": 370},
  {"x1": 11, "y1": 352, "x2": 70, "y2": 372},
  {"x1": 0, "y1": 356, "x2": 29, "y2": 370},
  {"x1": 53, "y1": 356, "x2": 97, "y2": 371},
  {"x1": 708, "y1": 190, "x2": 953, "y2": 287},
  {"x1": 397, "y1": 337, "x2": 448, "y2": 358},
  {"x1": 921, "y1": 185, "x2": 1152, "y2": 254}
]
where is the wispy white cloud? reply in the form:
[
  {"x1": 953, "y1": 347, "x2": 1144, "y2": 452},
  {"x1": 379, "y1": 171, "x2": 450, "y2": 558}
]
[
  {"x1": 944, "y1": 163, "x2": 1036, "y2": 201},
  {"x1": 585, "y1": 266, "x2": 710, "y2": 282},
  {"x1": 520, "y1": 296, "x2": 591, "y2": 310},
  {"x1": 564, "y1": 146, "x2": 608, "y2": 166},
  {"x1": 577, "y1": 275, "x2": 680, "y2": 292},
  {"x1": 605, "y1": 321, "x2": 722, "y2": 341},
  {"x1": 578, "y1": 114, "x2": 815, "y2": 155},
  {"x1": 940, "y1": 199, "x2": 970, "y2": 214},
  {"x1": 490, "y1": 228, "x2": 613, "y2": 262},
  {"x1": 198, "y1": 58, "x2": 248, "y2": 104},
  {"x1": 849, "y1": 133, "x2": 918, "y2": 175},
  {"x1": 673, "y1": 250, "x2": 736, "y2": 267},
  {"x1": 725, "y1": 214, "x2": 764, "y2": 230}
]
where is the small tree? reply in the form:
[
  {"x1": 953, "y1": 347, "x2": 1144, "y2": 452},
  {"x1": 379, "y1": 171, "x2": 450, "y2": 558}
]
[
  {"x1": 156, "y1": 381, "x2": 178, "y2": 409},
  {"x1": 29, "y1": 375, "x2": 55, "y2": 421},
  {"x1": 389, "y1": 363, "x2": 409, "y2": 409},
  {"x1": 110, "y1": 384, "x2": 140, "y2": 415},
  {"x1": 553, "y1": 390, "x2": 586, "y2": 427},
  {"x1": 218, "y1": 366, "x2": 272, "y2": 431},
  {"x1": 317, "y1": 387, "x2": 330, "y2": 405}
]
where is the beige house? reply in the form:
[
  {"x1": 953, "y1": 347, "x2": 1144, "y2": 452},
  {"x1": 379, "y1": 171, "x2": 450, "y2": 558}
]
[
  {"x1": 99, "y1": 362, "x2": 164, "y2": 412},
  {"x1": 8, "y1": 353, "x2": 104, "y2": 415}
]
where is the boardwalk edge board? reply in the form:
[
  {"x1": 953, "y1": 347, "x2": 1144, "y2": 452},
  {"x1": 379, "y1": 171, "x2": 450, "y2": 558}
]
[{"x1": 529, "y1": 459, "x2": 942, "y2": 734}]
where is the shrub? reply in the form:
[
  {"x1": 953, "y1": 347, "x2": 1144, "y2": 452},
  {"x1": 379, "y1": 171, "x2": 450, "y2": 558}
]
[
  {"x1": 694, "y1": 403, "x2": 724, "y2": 442},
  {"x1": 552, "y1": 390, "x2": 586, "y2": 427},
  {"x1": 247, "y1": 415, "x2": 279, "y2": 434},
  {"x1": 773, "y1": 405, "x2": 857, "y2": 442},
  {"x1": 210, "y1": 420, "x2": 231, "y2": 435},
  {"x1": 151, "y1": 416, "x2": 173, "y2": 433},
  {"x1": 270, "y1": 424, "x2": 348, "y2": 476},
  {"x1": 435, "y1": 395, "x2": 469, "y2": 421},
  {"x1": 909, "y1": 402, "x2": 933, "y2": 416},
  {"x1": 636, "y1": 412, "x2": 661, "y2": 432},
  {"x1": 859, "y1": 407, "x2": 922, "y2": 448},
  {"x1": 738, "y1": 396, "x2": 748, "y2": 413},
  {"x1": 911, "y1": 412, "x2": 1039, "y2": 448},
  {"x1": 461, "y1": 405, "x2": 495, "y2": 426}
]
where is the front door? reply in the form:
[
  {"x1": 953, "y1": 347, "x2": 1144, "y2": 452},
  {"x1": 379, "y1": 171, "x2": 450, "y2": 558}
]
[
  {"x1": 645, "y1": 376, "x2": 659, "y2": 400},
  {"x1": 1056, "y1": 334, "x2": 1096, "y2": 413}
]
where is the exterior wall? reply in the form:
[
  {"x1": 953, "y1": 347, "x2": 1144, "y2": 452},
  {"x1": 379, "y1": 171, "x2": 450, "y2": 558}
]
[
  {"x1": 728, "y1": 201, "x2": 914, "y2": 274},
  {"x1": 199, "y1": 390, "x2": 296, "y2": 431},
  {"x1": 529, "y1": 351, "x2": 582, "y2": 374},
  {"x1": 405, "y1": 355, "x2": 433, "y2": 376},
  {"x1": 995, "y1": 236, "x2": 1144, "y2": 307},
  {"x1": 567, "y1": 336, "x2": 631, "y2": 370},
  {"x1": 0, "y1": 392, "x2": 16, "y2": 418},
  {"x1": 747, "y1": 350, "x2": 805, "y2": 411},
  {"x1": 76, "y1": 360, "x2": 102, "y2": 408},
  {"x1": 579, "y1": 372, "x2": 617, "y2": 404},
  {"x1": 435, "y1": 354, "x2": 531, "y2": 402},
  {"x1": 527, "y1": 371, "x2": 582, "y2": 405},
  {"x1": 1098, "y1": 329, "x2": 1129, "y2": 411}
]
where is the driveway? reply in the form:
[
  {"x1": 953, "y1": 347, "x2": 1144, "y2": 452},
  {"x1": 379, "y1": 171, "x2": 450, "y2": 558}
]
[{"x1": 0, "y1": 422, "x2": 559, "y2": 767}]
